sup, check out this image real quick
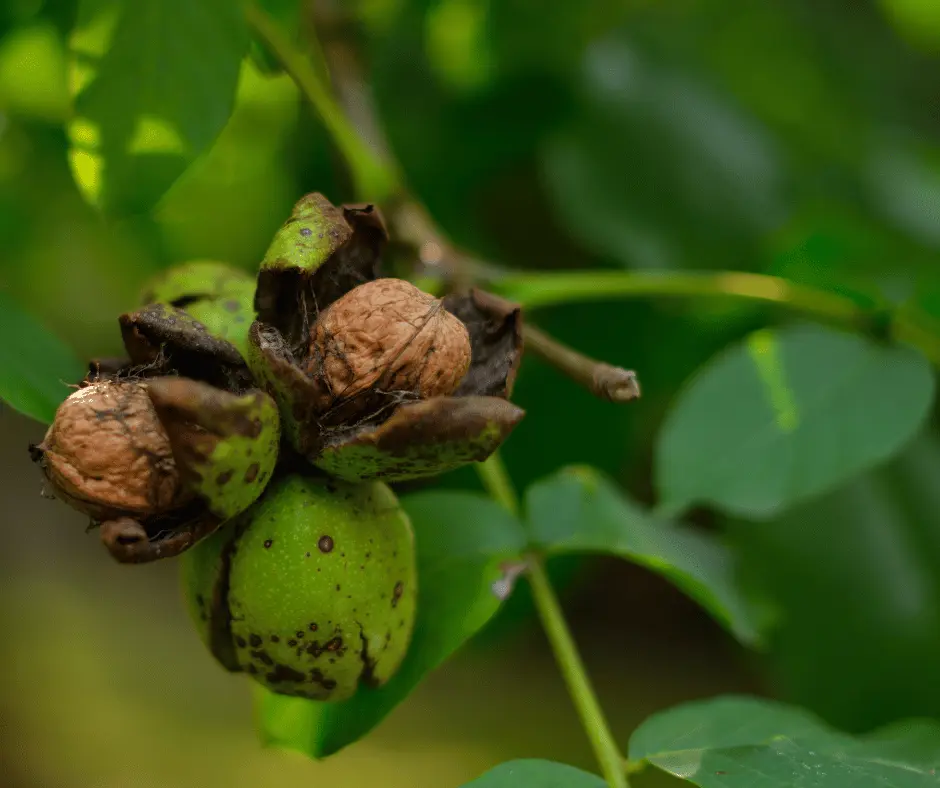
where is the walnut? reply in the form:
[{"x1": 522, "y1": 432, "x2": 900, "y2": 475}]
[
  {"x1": 36, "y1": 380, "x2": 185, "y2": 521},
  {"x1": 308, "y1": 279, "x2": 471, "y2": 406}
]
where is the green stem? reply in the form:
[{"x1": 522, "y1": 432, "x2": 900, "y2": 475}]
[
  {"x1": 476, "y1": 453, "x2": 520, "y2": 516},
  {"x1": 244, "y1": 2, "x2": 399, "y2": 201},
  {"x1": 475, "y1": 454, "x2": 628, "y2": 788},
  {"x1": 526, "y1": 558, "x2": 629, "y2": 788},
  {"x1": 494, "y1": 270, "x2": 865, "y2": 318},
  {"x1": 494, "y1": 270, "x2": 940, "y2": 366}
]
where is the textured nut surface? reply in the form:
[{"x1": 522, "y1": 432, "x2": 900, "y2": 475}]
[
  {"x1": 309, "y1": 279, "x2": 471, "y2": 404},
  {"x1": 39, "y1": 381, "x2": 182, "y2": 520}
]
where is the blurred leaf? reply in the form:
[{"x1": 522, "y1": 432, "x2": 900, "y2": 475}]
[
  {"x1": 461, "y1": 759, "x2": 606, "y2": 787},
  {"x1": 258, "y1": 492, "x2": 527, "y2": 758},
  {"x1": 67, "y1": 0, "x2": 248, "y2": 216},
  {"x1": 487, "y1": 0, "x2": 627, "y2": 79},
  {"x1": 656, "y1": 324, "x2": 935, "y2": 519},
  {"x1": 733, "y1": 432, "x2": 940, "y2": 730},
  {"x1": 767, "y1": 205, "x2": 925, "y2": 310},
  {"x1": 152, "y1": 58, "x2": 300, "y2": 266},
  {"x1": 880, "y1": 0, "x2": 940, "y2": 51},
  {"x1": 367, "y1": 3, "x2": 570, "y2": 248},
  {"x1": 0, "y1": 292, "x2": 84, "y2": 423},
  {"x1": 0, "y1": 22, "x2": 68, "y2": 121},
  {"x1": 424, "y1": 0, "x2": 494, "y2": 94},
  {"x1": 866, "y1": 142, "x2": 940, "y2": 250},
  {"x1": 667, "y1": 2, "x2": 895, "y2": 173},
  {"x1": 542, "y1": 32, "x2": 787, "y2": 271},
  {"x1": 525, "y1": 466, "x2": 761, "y2": 647},
  {"x1": 912, "y1": 278, "x2": 940, "y2": 323},
  {"x1": 629, "y1": 695, "x2": 940, "y2": 787}
]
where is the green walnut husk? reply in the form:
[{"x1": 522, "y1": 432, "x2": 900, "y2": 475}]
[
  {"x1": 246, "y1": 192, "x2": 526, "y2": 483},
  {"x1": 141, "y1": 260, "x2": 256, "y2": 357},
  {"x1": 182, "y1": 474, "x2": 417, "y2": 701}
]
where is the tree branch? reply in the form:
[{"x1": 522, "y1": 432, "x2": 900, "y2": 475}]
[{"x1": 524, "y1": 324, "x2": 640, "y2": 403}]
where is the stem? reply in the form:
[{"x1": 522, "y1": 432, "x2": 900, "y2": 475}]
[
  {"x1": 476, "y1": 453, "x2": 520, "y2": 516},
  {"x1": 494, "y1": 269, "x2": 940, "y2": 366},
  {"x1": 244, "y1": 2, "x2": 398, "y2": 201},
  {"x1": 476, "y1": 454, "x2": 628, "y2": 788},
  {"x1": 524, "y1": 324, "x2": 641, "y2": 403},
  {"x1": 526, "y1": 558, "x2": 629, "y2": 788},
  {"x1": 389, "y1": 200, "x2": 506, "y2": 287},
  {"x1": 496, "y1": 270, "x2": 864, "y2": 319}
]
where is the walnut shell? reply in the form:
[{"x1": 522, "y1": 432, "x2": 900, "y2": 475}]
[
  {"x1": 37, "y1": 381, "x2": 185, "y2": 521},
  {"x1": 308, "y1": 279, "x2": 471, "y2": 406}
]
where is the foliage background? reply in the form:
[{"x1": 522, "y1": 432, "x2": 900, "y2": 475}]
[{"x1": 3, "y1": 0, "x2": 940, "y2": 786}]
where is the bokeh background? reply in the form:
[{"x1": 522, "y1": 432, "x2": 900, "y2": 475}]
[{"x1": 3, "y1": 1, "x2": 940, "y2": 786}]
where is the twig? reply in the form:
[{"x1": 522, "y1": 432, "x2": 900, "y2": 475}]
[
  {"x1": 388, "y1": 201, "x2": 503, "y2": 290},
  {"x1": 524, "y1": 324, "x2": 640, "y2": 403}
]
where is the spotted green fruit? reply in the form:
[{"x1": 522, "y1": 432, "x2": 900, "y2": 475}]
[
  {"x1": 142, "y1": 261, "x2": 256, "y2": 357},
  {"x1": 182, "y1": 474, "x2": 417, "y2": 701}
]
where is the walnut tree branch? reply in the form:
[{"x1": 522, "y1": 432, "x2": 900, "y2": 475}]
[
  {"x1": 298, "y1": 4, "x2": 643, "y2": 405},
  {"x1": 523, "y1": 324, "x2": 640, "y2": 403}
]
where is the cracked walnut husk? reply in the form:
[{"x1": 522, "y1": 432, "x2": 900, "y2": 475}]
[
  {"x1": 247, "y1": 192, "x2": 525, "y2": 482},
  {"x1": 31, "y1": 300, "x2": 281, "y2": 564}
]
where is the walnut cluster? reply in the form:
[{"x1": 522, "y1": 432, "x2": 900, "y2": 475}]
[
  {"x1": 308, "y1": 279, "x2": 471, "y2": 406},
  {"x1": 36, "y1": 381, "x2": 185, "y2": 521}
]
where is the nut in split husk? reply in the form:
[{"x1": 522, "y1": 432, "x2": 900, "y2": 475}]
[
  {"x1": 245, "y1": 192, "x2": 525, "y2": 482},
  {"x1": 36, "y1": 380, "x2": 186, "y2": 522},
  {"x1": 31, "y1": 305, "x2": 281, "y2": 564},
  {"x1": 307, "y1": 278, "x2": 471, "y2": 413}
]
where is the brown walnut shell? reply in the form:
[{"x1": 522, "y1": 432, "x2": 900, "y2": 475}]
[
  {"x1": 307, "y1": 278, "x2": 471, "y2": 409},
  {"x1": 36, "y1": 380, "x2": 186, "y2": 521}
]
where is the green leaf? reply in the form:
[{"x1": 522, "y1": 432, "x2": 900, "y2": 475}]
[
  {"x1": 258, "y1": 492, "x2": 526, "y2": 758},
  {"x1": 461, "y1": 759, "x2": 607, "y2": 787},
  {"x1": 629, "y1": 695, "x2": 940, "y2": 787},
  {"x1": 0, "y1": 293, "x2": 84, "y2": 424},
  {"x1": 732, "y1": 431, "x2": 940, "y2": 730},
  {"x1": 68, "y1": 0, "x2": 249, "y2": 216},
  {"x1": 525, "y1": 467, "x2": 761, "y2": 647},
  {"x1": 656, "y1": 324, "x2": 935, "y2": 519}
]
